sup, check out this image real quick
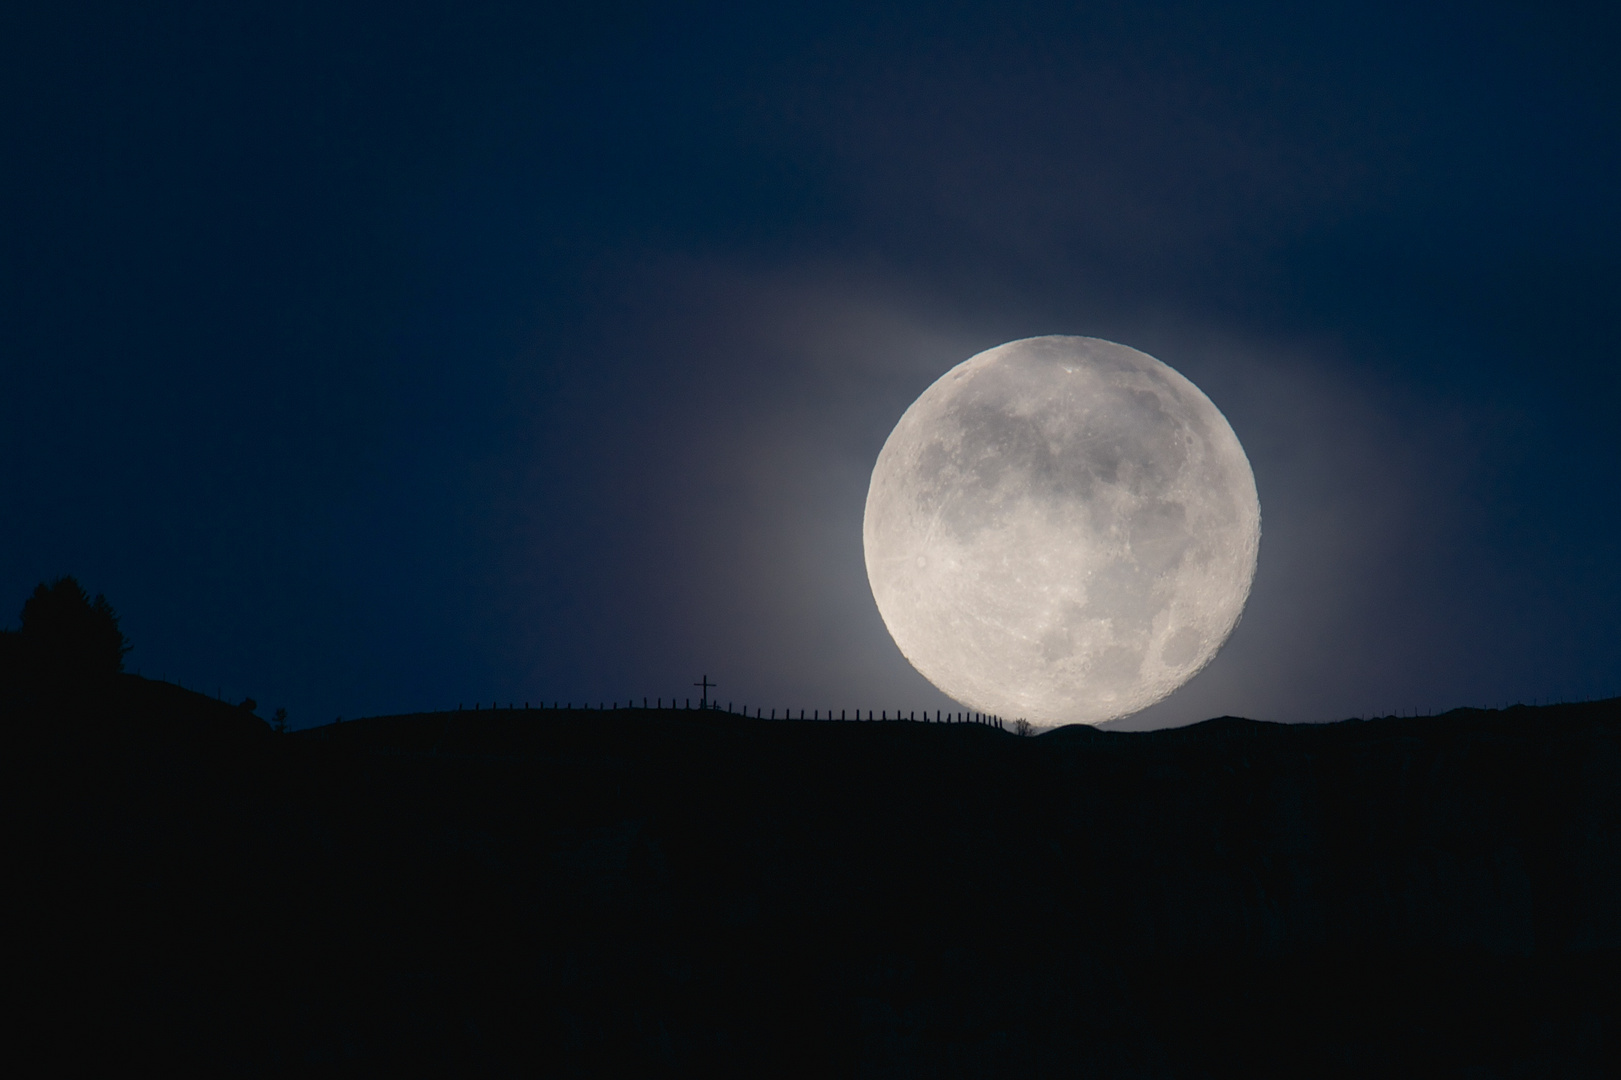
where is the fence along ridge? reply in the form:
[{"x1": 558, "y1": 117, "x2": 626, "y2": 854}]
[{"x1": 451, "y1": 698, "x2": 1011, "y2": 729}]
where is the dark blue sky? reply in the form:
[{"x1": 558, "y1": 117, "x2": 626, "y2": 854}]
[{"x1": 4, "y1": 1, "x2": 1617, "y2": 729}]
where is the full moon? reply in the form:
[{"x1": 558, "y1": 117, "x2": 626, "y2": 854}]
[{"x1": 863, "y1": 336, "x2": 1260, "y2": 726}]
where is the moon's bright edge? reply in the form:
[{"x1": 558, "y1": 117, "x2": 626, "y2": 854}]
[{"x1": 862, "y1": 336, "x2": 1260, "y2": 726}]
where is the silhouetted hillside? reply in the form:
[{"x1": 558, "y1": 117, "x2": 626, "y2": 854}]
[{"x1": 13, "y1": 682, "x2": 1619, "y2": 1076}]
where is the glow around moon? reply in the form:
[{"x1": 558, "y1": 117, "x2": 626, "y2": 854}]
[{"x1": 863, "y1": 336, "x2": 1260, "y2": 726}]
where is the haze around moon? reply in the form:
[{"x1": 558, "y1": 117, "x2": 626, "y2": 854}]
[{"x1": 863, "y1": 336, "x2": 1260, "y2": 726}]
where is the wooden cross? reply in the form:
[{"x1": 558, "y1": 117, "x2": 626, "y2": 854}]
[{"x1": 694, "y1": 674, "x2": 716, "y2": 709}]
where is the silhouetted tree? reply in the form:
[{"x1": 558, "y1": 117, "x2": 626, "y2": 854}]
[
  {"x1": 16, "y1": 577, "x2": 130, "y2": 688},
  {"x1": 272, "y1": 707, "x2": 288, "y2": 733}
]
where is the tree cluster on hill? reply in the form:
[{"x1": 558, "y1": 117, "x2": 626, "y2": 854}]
[{"x1": 0, "y1": 576, "x2": 129, "y2": 698}]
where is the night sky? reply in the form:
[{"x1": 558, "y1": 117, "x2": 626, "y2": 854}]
[{"x1": 4, "y1": 2, "x2": 1617, "y2": 730}]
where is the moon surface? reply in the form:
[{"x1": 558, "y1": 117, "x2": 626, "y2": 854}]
[{"x1": 863, "y1": 336, "x2": 1260, "y2": 726}]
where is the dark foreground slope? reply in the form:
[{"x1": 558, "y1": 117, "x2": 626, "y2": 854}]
[{"x1": 13, "y1": 682, "x2": 1620, "y2": 1077}]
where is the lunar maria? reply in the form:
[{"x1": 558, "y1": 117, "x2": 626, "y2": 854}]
[{"x1": 862, "y1": 336, "x2": 1260, "y2": 726}]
